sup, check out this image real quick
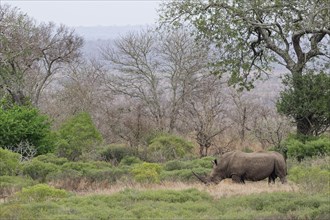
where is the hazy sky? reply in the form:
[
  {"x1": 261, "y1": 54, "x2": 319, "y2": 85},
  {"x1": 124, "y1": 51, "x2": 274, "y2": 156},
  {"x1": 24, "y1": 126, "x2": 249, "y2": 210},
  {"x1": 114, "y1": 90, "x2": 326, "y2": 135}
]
[{"x1": 1, "y1": 0, "x2": 162, "y2": 27}]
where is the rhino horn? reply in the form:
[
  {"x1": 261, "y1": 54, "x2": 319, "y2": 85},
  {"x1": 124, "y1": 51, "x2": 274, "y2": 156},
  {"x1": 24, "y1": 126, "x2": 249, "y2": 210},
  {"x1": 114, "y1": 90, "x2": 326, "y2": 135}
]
[{"x1": 192, "y1": 171, "x2": 208, "y2": 184}]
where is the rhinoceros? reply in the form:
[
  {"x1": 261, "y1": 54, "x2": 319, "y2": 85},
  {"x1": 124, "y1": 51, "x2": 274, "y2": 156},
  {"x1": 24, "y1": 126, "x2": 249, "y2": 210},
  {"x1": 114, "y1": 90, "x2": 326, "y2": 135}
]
[{"x1": 193, "y1": 150, "x2": 287, "y2": 184}]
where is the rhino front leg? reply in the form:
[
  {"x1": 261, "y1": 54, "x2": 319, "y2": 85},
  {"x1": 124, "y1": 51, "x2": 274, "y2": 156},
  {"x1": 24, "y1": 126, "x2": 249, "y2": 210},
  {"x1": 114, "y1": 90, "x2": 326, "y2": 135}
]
[{"x1": 232, "y1": 174, "x2": 245, "y2": 184}]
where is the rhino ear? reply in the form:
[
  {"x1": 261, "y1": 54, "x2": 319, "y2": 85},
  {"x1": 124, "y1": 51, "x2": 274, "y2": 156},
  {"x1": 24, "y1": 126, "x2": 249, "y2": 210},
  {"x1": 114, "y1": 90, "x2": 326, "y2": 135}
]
[{"x1": 212, "y1": 159, "x2": 218, "y2": 166}]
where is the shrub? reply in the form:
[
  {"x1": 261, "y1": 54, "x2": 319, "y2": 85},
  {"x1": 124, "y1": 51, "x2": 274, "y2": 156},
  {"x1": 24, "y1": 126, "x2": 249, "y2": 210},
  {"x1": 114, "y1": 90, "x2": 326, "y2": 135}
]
[
  {"x1": 131, "y1": 162, "x2": 162, "y2": 183},
  {"x1": 0, "y1": 104, "x2": 54, "y2": 155},
  {"x1": 22, "y1": 159, "x2": 59, "y2": 182},
  {"x1": 100, "y1": 145, "x2": 135, "y2": 164},
  {"x1": 56, "y1": 112, "x2": 103, "y2": 161},
  {"x1": 14, "y1": 184, "x2": 69, "y2": 202},
  {"x1": 289, "y1": 164, "x2": 330, "y2": 193},
  {"x1": 33, "y1": 153, "x2": 69, "y2": 166},
  {"x1": 286, "y1": 136, "x2": 330, "y2": 160},
  {"x1": 147, "y1": 133, "x2": 194, "y2": 162},
  {"x1": 0, "y1": 148, "x2": 21, "y2": 175},
  {"x1": 119, "y1": 156, "x2": 142, "y2": 166},
  {"x1": 0, "y1": 176, "x2": 35, "y2": 198}
]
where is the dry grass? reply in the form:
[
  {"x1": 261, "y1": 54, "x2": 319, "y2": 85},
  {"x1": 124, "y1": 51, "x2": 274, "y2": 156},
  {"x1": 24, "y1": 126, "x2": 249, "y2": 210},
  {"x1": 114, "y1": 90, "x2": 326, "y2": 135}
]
[{"x1": 75, "y1": 180, "x2": 299, "y2": 199}]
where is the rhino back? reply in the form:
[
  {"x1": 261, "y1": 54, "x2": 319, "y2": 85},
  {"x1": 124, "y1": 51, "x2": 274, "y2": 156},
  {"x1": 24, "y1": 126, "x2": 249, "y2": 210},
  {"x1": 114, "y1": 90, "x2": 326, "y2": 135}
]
[{"x1": 229, "y1": 152, "x2": 276, "y2": 181}]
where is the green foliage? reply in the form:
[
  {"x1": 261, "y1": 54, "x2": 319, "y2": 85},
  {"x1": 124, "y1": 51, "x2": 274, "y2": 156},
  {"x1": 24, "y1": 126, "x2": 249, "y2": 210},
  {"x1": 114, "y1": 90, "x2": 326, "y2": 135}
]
[
  {"x1": 277, "y1": 72, "x2": 330, "y2": 136},
  {"x1": 22, "y1": 159, "x2": 59, "y2": 182},
  {"x1": 33, "y1": 153, "x2": 69, "y2": 166},
  {"x1": 100, "y1": 144, "x2": 135, "y2": 164},
  {"x1": 0, "y1": 104, "x2": 54, "y2": 154},
  {"x1": 56, "y1": 112, "x2": 103, "y2": 161},
  {"x1": 147, "y1": 133, "x2": 194, "y2": 162},
  {"x1": 1, "y1": 189, "x2": 329, "y2": 219},
  {"x1": 161, "y1": 157, "x2": 213, "y2": 182},
  {"x1": 288, "y1": 156, "x2": 330, "y2": 194},
  {"x1": 119, "y1": 156, "x2": 142, "y2": 166},
  {"x1": 14, "y1": 184, "x2": 69, "y2": 202},
  {"x1": 131, "y1": 162, "x2": 162, "y2": 183},
  {"x1": 0, "y1": 148, "x2": 21, "y2": 175},
  {"x1": 285, "y1": 136, "x2": 330, "y2": 160},
  {"x1": 0, "y1": 176, "x2": 35, "y2": 198}
]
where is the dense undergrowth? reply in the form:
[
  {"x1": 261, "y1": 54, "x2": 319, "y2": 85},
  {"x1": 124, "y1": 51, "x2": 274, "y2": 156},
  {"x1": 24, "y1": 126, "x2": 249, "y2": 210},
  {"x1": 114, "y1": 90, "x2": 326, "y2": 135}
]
[{"x1": 1, "y1": 149, "x2": 329, "y2": 219}]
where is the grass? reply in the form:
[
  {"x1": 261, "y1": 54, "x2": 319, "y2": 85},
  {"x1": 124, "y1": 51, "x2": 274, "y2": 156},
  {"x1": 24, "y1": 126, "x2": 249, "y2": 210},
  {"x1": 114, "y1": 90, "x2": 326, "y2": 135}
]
[{"x1": 1, "y1": 185, "x2": 328, "y2": 220}]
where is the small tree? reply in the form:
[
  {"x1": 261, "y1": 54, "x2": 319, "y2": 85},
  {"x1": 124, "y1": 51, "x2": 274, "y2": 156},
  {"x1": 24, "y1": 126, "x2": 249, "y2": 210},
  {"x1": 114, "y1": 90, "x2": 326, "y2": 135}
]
[
  {"x1": 277, "y1": 72, "x2": 330, "y2": 137},
  {"x1": 56, "y1": 112, "x2": 103, "y2": 161},
  {"x1": 147, "y1": 133, "x2": 194, "y2": 162},
  {"x1": 0, "y1": 100, "x2": 54, "y2": 155}
]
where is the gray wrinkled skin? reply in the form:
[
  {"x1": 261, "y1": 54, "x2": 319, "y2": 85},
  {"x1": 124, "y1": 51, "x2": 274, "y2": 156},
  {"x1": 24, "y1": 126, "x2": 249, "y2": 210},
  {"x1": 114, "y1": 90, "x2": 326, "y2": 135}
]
[{"x1": 194, "y1": 151, "x2": 287, "y2": 184}]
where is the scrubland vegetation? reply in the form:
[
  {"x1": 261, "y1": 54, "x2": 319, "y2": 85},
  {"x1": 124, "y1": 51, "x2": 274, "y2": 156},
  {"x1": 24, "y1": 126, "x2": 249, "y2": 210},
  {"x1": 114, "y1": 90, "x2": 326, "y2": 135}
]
[{"x1": 1, "y1": 1, "x2": 330, "y2": 219}]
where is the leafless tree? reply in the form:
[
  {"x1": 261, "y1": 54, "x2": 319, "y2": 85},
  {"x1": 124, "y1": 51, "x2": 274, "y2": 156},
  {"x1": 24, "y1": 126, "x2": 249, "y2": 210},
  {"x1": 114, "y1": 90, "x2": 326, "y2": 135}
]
[
  {"x1": 182, "y1": 75, "x2": 229, "y2": 157},
  {"x1": 0, "y1": 5, "x2": 83, "y2": 106},
  {"x1": 252, "y1": 106, "x2": 292, "y2": 150}
]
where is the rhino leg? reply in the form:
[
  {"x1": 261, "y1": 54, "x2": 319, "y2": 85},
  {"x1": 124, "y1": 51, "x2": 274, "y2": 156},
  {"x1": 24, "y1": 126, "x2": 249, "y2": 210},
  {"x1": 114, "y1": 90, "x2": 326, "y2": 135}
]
[{"x1": 232, "y1": 174, "x2": 245, "y2": 184}]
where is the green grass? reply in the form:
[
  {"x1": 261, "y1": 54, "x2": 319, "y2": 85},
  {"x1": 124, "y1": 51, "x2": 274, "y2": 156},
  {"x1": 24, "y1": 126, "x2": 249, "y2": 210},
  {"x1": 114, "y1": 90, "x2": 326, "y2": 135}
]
[{"x1": 1, "y1": 188, "x2": 329, "y2": 219}]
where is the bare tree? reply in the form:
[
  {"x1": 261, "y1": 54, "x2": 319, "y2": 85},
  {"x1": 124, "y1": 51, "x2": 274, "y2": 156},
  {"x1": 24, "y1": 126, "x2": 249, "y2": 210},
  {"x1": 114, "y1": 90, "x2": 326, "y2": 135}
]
[
  {"x1": 252, "y1": 106, "x2": 292, "y2": 150},
  {"x1": 159, "y1": 28, "x2": 210, "y2": 132},
  {"x1": 0, "y1": 5, "x2": 83, "y2": 106},
  {"x1": 101, "y1": 29, "x2": 166, "y2": 130},
  {"x1": 183, "y1": 75, "x2": 229, "y2": 157},
  {"x1": 101, "y1": 28, "x2": 211, "y2": 133}
]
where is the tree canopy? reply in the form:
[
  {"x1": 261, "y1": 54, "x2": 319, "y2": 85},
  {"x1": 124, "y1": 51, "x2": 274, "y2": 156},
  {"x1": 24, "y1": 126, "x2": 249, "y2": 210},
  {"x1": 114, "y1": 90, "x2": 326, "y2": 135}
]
[{"x1": 159, "y1": 0, "x2": 330, "y2": 88}]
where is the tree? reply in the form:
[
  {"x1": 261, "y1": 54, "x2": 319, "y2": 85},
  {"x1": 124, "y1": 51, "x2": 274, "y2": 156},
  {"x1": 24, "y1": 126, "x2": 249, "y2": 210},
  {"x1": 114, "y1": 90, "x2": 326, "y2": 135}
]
[
  {"x1": 159, "y1": 0, "x2": 330, "y2": 134},
  {"x1": 0, "y1": 4, "x2": 83, "y2": 106},
  {"x1": 0, "y1": 100, "x2": 54, "y2": 155},
  {"x1": 56, "y1": 112, "x2": 103, "y2": 161},
  {"x1": 277, "y1": 72, "x2": 330, "y2": 136},
  {"x1": 101, "y1": 28, "x2": 210, "y2": 132},
  {"x1": 182, "y1": 75, "x2": 228, "y2": 157}
]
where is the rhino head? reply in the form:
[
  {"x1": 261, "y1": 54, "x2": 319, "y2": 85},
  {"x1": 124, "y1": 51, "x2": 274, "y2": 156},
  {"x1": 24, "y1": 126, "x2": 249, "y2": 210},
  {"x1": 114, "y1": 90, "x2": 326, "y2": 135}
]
[{"x1": 192, "y1": 159, "x2": 224, "y2": 184}]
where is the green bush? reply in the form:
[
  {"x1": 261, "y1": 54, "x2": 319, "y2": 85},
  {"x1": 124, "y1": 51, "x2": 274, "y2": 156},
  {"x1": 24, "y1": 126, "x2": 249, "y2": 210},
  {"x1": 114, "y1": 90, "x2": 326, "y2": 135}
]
[
  {"x1": 0, "y1": 104, "x2": 54, "y2": 155},
  {"x1": 0, "y1": 148, "x2": 21, "y2": 175},
  {"x1": 286, "y1": 136, "x2": 330, "y2": 160},
  {"x1": 100, "y1": 145, "x2": 135, "y2": 164},
  {"x1": 0, "y1": 176, "x2": 35, "y2": 198},
  {"x1": 56, "y1": 112, "x2": 103, "y2": 161},
  {"x1": 22, "y1": 159, "x2": 59, "y2": 182},
  {"x1": 289, "y1": 164, "x2": 330, "y2": 193},
  {"x1": 147, "y1": 133, "x2": 194, "y2": 162},
  {"x1": 131, "y1": 162, "x2": 162, "y2": 183},
  {"x1": 14, "y1": 184, "x2": 69, "y2": 202},
  {"x1": 33, "y1": 153, "x2": 69, "y2": 166},
  {"x1": 119, "y1": 156, "x2": 142, "y2": 166}
]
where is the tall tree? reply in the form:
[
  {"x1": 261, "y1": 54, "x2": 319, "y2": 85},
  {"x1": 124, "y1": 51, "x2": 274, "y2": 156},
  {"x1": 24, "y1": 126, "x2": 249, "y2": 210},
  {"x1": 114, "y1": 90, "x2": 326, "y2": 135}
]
[{"x1": 159, "y1": 0, "x2": 330, "y2": 135}]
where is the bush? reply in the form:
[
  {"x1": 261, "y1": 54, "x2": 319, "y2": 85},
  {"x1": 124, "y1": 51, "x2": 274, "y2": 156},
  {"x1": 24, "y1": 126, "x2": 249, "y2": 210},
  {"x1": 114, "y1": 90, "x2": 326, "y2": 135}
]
[
  {"x1": 22, "y1": 159, "x2": 59, "y2": 182},
  {"x1": 0, "y1": 176, "x2": 35, "y2": 198},
  {"x1": 100, "y1": 145, "x2": 135, "y2": 164},
  {"x1": 14, "y1": 184, "x2": 69, "y2": 202},
  {"x1": 119, "y1": 156, "x2": 142, "y2": 166},
  {"x1": 33, "y1": 153, "x2": 69, "y2": 166},
  {"x1": 131, "y1": 162, "x2": 162, "y2": 183},
  {"x1": 288, "y1": 158, "x2": 330, "y2": 193},
  {"x1": 286, "y1": 136, "x2": 330, "y2": 160},
  {"x1": 0, "y1": 148, "x2": 21, "y2": 175},
  {"x1": 0, "y1": 104, "x2": 54, "y2": 155},
  {"x1": 147, "y1": 133, "x2": 194, "y2": 162},
  {"x1": 56, "y1": 112, "x2": 103, "y2": 161}
]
